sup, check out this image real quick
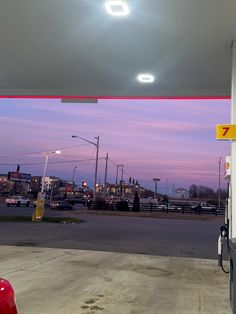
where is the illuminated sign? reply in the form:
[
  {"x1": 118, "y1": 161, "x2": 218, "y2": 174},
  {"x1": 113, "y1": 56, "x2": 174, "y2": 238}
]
[
  {"x1": 216, "y1": 124, "x2": 236, "y2": 140},
  {"x1": 65, "y1": 185, "x2": 73, "y2": 192},
  {"x1": 224, "y1": 155, "x2": 231, "y2": 179},
  {"x1": 8, "y1": 172, "x2": 31, "y2": 182}
]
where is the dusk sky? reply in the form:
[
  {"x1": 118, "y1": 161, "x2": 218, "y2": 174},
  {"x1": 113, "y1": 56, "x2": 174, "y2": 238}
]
[{"x1": 0, "y1": 98, "x2": 230, "y2": 194}]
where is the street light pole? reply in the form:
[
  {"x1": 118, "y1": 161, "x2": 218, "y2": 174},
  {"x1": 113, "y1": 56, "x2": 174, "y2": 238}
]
[
  {"x1": 41, "y1": 150, "x2": 61, "y2": 193},
  {"x1": 41, "y1": 154, "x2": 49, "y2": 193},
  {"x1": 34, "y1": 150, "x2": 61, "y2": 221},
  {"x1": 72, "y1": 135, "x2": 99, "y2": 201}
]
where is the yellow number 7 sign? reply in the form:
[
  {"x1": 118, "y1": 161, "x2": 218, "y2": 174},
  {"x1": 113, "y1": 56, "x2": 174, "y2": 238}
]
[{"x1": 216, "y1": 124, "x2": 236, "y2": 140}]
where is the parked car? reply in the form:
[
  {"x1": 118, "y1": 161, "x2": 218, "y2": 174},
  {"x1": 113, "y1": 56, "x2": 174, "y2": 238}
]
[
  {"x1": 33, "y1": 200, "x2": 49, "y2": 208},
  {"x1": 49, "y1": 201, "x2": 73, "y2": 210},
  {"x1": 116, "y1": 200, "x2": 129, "y2": 211},
  {"x1": 157, "y1": 202, "x2": 168, "y2": 210},
  {"x1": 190, "y1": 203, "x2": 199, "y2": 209},
  {"x1": 192, "y1": 202, "x2": 216, "y2": 211},
  {"x1": 5, "y1": 196, "x2": 30, "y2": 207},
  {"x1": 0, "y1": 278, "x2": 18, "y2": 313},
  {"x1": 66, "y1": 198, "x2": 86, "y2": 205},
  {"x1": 157, "y1": 202, "x2": 181, "y2": 211}
]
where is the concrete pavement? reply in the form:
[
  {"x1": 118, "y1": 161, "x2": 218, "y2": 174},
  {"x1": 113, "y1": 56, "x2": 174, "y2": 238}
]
[{"x1": 0, "y1": 245, "x2": 231, "y2": 314}]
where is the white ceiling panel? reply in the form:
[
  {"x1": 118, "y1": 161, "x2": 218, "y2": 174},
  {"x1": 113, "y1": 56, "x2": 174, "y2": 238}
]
[{"x1": 0, "y1": 0, "x2": 235, "y2": 97}]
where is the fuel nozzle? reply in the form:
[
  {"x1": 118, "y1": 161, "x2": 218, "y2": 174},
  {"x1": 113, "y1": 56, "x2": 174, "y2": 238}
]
[{"x1": 220, "y1": 224, "x2": 228, "y2": 239}]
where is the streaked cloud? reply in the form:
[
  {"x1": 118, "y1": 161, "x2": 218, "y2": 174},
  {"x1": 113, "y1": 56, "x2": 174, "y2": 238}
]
[{"x1": 0, "y1": 98, "x2": 230, "y2": 190}]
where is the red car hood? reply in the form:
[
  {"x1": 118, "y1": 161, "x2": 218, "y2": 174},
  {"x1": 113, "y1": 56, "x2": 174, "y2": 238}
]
[{"x1": 0, "y1": 278, "x2": 17, "y2": 314}]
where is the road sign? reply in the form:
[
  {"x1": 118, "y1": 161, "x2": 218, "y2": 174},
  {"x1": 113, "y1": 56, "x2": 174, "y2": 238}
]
[{"x1": 216, "y1": 124, "x2": 236, "y2": 140}]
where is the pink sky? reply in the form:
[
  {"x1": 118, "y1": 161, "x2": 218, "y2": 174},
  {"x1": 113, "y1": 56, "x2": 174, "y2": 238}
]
[{"x1": 0, "y1": 98, "x2": 230, "y2": 193}]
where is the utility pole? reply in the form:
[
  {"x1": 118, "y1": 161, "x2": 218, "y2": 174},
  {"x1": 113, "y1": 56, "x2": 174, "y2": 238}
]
[
  {"x1": 218, "y1": 157, "x2": 222, "y2": 210},
  {"x1": 115, "y1": 165, "x2": 119, "y2": 195},
  {"x1": 72, "y1": 166, "x2": 77, "y2": 194},
  {"x1": 103, "y1": 153, "x2": 108, "y2": 199},
  {"x1": 121, "y1": 165, "x2": 124, "y2": 181},
  {"x1": 153, "y1": 178, "x2": 160, "y2": 200},
  {"x1": 50, "y1": 178, "x2": 56, "y2": 202},
  {"x1": 115, "y1": 164, "x2": 123, "y2": 196},
  {"x1": 94, "y1": 136, "x2": 99, "y2": 201},
  {"x1": 166, "y1": 178, "x2": 169, "y2": 196},
  {"x1": 115, "y1": 165, "x2": 119, "y2": 185},
  {"x1": 121, "y1": 165, "x2": 124, "y2": 198}
]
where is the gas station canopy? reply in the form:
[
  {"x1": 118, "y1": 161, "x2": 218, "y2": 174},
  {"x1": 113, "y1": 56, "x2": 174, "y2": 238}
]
[{"x1": 0, "y1": 0, "x2": 236, "y2": 98}]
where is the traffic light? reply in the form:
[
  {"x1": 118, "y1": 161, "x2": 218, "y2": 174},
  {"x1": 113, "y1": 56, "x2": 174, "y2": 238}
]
[
  {"x1": 16, "y1": 164, "x2": 20, "y2": 172},
  {"x1": 132, "y1": 179, "x2": 135, "y2": 185},
  {"x1": 129, "y1": 177, "x2": 131, "y2": 184}
]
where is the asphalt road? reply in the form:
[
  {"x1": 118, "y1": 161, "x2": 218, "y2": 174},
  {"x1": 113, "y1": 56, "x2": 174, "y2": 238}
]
[
  {"x1": 0, "y1": 204, "x2": 226, "y2": 260},
  {"x1": 0, "y1": 202, "x2": 67, "y2": 217}
]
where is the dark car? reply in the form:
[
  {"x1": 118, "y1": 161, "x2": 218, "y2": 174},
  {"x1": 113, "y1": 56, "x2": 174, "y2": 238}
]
[
  {"x1": 49, "y1": 201, "x2": 73, "y2": 210},
  {"x1": 0, "y1": 278, "x2": 18, "y2": 314},
  {"x1": 66, "y1": 197, "x2": 86, "y2": 205},
  {"x1": 116, "y1": 200, "x2": 129, "y2": 211}
]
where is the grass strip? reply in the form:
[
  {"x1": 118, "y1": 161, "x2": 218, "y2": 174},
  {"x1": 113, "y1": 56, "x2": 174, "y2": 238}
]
[{"x1": 73, "y1": 209, "x2": 223, "y2": 221}]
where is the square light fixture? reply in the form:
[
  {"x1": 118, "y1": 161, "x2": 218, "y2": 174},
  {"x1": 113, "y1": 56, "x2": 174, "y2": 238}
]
[
  {"x1": 137, "y1": 74, "x2": 155, "y2": 83},
  {"x1": 104, "y1": 1, "x2": 130, "y2": 16}
]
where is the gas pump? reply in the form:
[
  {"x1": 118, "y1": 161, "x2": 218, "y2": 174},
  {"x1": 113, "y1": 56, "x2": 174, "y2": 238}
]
[
  {"x1": 218, "y1": 156, "x2": 230, "y2": 273},
  {"x1": 218, "y1": 155, "x2": 236, "y2": 312},
  {"x1": 226, "y1": 153, "x2": 236, "y2": 313}
]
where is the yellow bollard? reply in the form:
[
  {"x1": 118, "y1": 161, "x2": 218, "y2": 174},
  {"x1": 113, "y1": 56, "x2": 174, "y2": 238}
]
[{"x1": 32, "y1": 212, "x2": 36, "y2": 222}]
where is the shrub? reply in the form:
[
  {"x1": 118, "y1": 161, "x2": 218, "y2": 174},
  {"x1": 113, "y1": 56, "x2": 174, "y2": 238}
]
[{"x1": 132, "y1": 192, "x2": 140, "y2": 212}]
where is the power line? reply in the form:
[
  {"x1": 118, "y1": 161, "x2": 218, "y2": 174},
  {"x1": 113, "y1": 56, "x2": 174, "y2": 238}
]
[
  {"x1": 0, "y1": 157, "x2": 105, "y2": 166},
  {"x1": 108, "y1": 158, "x2": 160, "y2": 190},
  {"x1": 139, "y1": 180, "x2": 155, "y2": 183},
  {"x1": 108, "y1": 157, "x2": 138, "y2": 181},
  {"x1": 0, "y1": 143, "x2": 90, "y2": 159}
]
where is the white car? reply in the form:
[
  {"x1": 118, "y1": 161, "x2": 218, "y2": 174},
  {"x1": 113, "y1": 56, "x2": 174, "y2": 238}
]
[
  {"x1": 193, "y1": 202, "x2": 216, "y2": 211},
  {"x1": 5, "y1": 195, "x2": 30, "y2": 207},
  {"x1": 157, "y1": 202, "x2": 181, "y2": 210}
]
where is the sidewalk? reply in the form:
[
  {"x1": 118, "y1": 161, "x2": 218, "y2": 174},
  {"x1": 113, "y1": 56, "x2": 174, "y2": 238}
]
[{"x1": 0, "y1": 245, "x2": 231, "y2": 314}]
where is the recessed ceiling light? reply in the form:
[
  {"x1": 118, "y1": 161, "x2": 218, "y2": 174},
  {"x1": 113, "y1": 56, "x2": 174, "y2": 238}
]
[
  {"x1": 104, "y1": 1, "x2": 130, "y2": 16},
  {"x1": 137, "y1": 74, "x2": 155, "y2": 83}
]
